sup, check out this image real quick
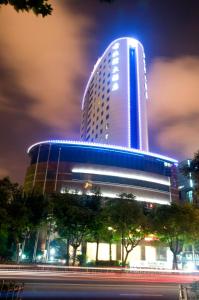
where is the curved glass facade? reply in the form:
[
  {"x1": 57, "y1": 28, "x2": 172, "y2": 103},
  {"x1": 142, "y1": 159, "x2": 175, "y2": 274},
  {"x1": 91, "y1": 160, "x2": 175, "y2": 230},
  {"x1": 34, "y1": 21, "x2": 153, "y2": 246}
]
[{"x1": 24, "y1": 141, "x2": 178, "y2": 205}]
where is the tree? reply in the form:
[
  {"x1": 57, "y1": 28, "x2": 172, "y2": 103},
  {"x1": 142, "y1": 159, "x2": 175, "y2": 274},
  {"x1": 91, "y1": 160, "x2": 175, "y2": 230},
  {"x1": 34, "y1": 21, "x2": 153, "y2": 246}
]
[
  {"x1": 52, "y1": 193, "x2": 93, "y2": 266},
  {"x1": 0, "y1": 177, "x2": 26, "y2": 262},
  {"x1": 0, "y1": 0, "x2": 114, "y2": 17},
  {"x1": 151, "y1": 203, "x2": 199, "y2": 270},
  {"x1": 107, "y1": 193, "x2": 147, "y2": 266},
  {"x1": 0, "y1": 0, "x2": 52, "y2": 17}
]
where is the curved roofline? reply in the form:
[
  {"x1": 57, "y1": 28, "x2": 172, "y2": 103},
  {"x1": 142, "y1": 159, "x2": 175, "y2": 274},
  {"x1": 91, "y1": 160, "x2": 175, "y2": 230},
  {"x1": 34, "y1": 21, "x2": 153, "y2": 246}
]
[
  {"x1": 81, "y1": 37, "x2": 144, "y2": 110},
  {"x1": 27, "y1": 139, "x2": 178, "y2": 163}
]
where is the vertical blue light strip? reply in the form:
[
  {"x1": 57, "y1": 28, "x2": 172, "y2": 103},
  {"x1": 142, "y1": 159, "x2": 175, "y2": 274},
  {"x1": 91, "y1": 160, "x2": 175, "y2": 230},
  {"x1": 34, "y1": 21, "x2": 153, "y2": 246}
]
[{"x1": 129, "y1": 48, "x2": 139, "y2": 149}]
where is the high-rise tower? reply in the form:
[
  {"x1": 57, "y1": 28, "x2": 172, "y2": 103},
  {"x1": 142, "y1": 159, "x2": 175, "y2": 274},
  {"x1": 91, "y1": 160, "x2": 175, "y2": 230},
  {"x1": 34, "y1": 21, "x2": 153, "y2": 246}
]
[{"x1": 80, "y1": 37, "x2": 149, "y2": 151}]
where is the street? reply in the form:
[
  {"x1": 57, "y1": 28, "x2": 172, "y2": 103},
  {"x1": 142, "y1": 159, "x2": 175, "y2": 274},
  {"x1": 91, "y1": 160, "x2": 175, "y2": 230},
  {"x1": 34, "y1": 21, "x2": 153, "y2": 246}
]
[{"x1": 0, "y1": 269, "x2": 184, "y2": 299}]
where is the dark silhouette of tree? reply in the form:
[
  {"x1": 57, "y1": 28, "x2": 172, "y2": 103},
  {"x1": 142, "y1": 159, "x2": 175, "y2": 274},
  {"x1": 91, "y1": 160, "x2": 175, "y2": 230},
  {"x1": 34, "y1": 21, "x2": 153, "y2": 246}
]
[
  {"x1": 0, "y1": 0, "x2": 115, "y2": 17},
  {"x1": 0, "y1": 0, "x2": 52, "y2": 17}
]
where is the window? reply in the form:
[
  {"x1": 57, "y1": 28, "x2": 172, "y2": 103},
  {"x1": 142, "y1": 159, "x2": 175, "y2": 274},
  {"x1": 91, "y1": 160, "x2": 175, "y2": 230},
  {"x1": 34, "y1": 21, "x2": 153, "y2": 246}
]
[
  {"x1": 101, "y1": 111, "x2": 104, "y2": 116},
  {"x1": 101, "y1": 120, "x2": 103, "y2": 124},
  {"x1": 107, "y1": 88, "x2": 110, "y2": 93},
  {"x1": 95, "y1": 134, "x2": 98, "y2": 138},
  {"x1": 106, "y1": 105, "x2": 109, "y2": 110},
  {"x1": 100, "y1": 129, "x2": 103, "y2": 134},
  {"x1": 105, "y1": 133, "x2": 109, "y2": 140},
  {"x1": 96, "y1": 125, "x2": 98, "y2": 129},
  {"x1": 107, "y1": 97, "x2": 110, "y2": 101},
  {"x1": 156, "y1": 247, "x2": 167, "y2": 261},
  {"x1": 106, "y1": 114, "x2": 109, "y2": 120}
]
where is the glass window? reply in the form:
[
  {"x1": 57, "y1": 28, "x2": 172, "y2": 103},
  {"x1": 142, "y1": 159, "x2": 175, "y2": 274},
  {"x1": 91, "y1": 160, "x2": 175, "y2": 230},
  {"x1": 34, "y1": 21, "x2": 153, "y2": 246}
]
[{"x1": 156, "y1": 247, "x2": 167, "y2": 261}]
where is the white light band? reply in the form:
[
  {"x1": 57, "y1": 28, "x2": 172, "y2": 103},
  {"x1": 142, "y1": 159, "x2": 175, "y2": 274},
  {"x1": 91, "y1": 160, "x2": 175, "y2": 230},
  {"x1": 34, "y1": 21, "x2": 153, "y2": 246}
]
[{"x1": 72, "y1": 167, "x2": 170, "y2": 186}]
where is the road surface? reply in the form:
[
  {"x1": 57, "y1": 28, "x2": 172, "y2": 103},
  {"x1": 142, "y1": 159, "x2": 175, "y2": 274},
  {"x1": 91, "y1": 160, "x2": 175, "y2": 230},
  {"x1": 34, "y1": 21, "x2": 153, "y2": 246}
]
[{"x1": 0, "y1": 269, "x2": 183, "y2": 299}]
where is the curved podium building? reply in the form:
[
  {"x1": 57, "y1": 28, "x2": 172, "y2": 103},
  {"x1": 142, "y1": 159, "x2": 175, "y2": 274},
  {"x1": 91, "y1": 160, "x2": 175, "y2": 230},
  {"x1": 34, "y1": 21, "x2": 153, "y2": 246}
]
[{"x1": 24, "y1": 140, "x2": 178, "y2": 205}]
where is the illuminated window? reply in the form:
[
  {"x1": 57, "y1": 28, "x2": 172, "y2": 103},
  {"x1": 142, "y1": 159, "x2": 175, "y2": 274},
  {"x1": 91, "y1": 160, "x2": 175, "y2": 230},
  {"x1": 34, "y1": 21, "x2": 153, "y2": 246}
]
[
  {"x1": 112, "y1": 82, "x2": 119, "y2": 91},
  {"x1": 105, "y1": 133, "x2": 109, "y2": 140},
  {"x1": 105, "y1": 123, "x2": 109, "y2": 130}
]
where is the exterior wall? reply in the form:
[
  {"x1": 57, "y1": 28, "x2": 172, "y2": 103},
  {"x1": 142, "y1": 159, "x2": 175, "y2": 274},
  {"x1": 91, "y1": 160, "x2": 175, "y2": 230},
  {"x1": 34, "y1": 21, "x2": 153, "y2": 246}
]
[
  {"x1": 178, "y1": 159, "x2": 194, "y2": 203},
  {"x1": 86, "y1": 242, "x2": 173, "y2": 269},
  {"x1": 81, "y1": 38, "x2": 148, "y2": 151},
  {"x1": 24, "y1": 141, "x2": 179, "y2": 205}
]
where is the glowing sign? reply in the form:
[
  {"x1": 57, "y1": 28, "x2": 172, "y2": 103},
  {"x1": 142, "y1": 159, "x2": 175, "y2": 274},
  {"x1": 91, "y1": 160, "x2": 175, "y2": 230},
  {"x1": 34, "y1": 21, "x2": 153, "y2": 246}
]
[
  {"x1": 112, "y1": 57, "x2": 119, "y2": 65},
  {"x1": 112, "y1": 74, "x2": 119, "y2": 82},
  {"x1": 112, "y1": 82, "x2": 119, "y2": 91},
  {"x1": 112, "y1": 42, "x2": 120, "y2": 50},
  {"x1": 112, "y1": 50, "x2": 119, "y2": 57}
]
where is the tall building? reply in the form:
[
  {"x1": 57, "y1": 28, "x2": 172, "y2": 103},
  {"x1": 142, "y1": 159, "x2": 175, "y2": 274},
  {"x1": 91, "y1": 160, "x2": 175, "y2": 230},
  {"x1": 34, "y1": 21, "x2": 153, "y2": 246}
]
[
  {"x1": 24, "y1": 37, "x2": 178, "y2": 205},
  {"x1": 80, "y1": 37, "x2": 148, "y2": 151},
  {"x1": 178, "y1": 159, "x2": 194, "y2": 203}
]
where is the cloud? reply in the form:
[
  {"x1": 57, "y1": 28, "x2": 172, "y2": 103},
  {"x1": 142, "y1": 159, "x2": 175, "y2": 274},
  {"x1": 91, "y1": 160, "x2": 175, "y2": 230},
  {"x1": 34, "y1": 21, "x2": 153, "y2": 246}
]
[
  {"x1": 0, "y1": 167, "x2": 9, "y2": 178},
  {"x1": 0, "y1": 1, "x2": 93, "y2": 136},
  {"x1": 148, "y1": 56, "x2": 199, "y2": 160}
]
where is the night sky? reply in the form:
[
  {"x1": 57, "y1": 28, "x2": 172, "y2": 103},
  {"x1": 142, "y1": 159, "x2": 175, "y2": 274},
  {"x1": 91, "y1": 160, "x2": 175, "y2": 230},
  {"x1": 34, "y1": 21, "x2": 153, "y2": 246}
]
[{"x1": 0, "y1": 0, "x2": 199, "y2": 183}]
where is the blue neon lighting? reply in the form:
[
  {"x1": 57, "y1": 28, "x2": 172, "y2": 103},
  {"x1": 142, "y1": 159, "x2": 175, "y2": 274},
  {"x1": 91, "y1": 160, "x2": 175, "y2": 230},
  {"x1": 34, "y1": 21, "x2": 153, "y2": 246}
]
[
  {"x1": 27, "y1": 140, "x2": 178, "y2": 163},
  {"x1": 129, "y1": 48, "x2": 139, "y2": 149}
]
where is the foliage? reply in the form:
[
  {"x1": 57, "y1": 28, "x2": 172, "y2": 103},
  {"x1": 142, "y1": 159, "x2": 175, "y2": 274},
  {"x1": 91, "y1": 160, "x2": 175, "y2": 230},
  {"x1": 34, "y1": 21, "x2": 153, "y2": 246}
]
[
  {"x1": 0, "y1": 0, "x2": 52, "y2": 17},
  {"x1": 151, "y1": 203, "x2": 199, "y2": 269},
  {"x1": 52, "y1": 192, "x2": 94, "y2": 265},
  {"x1": 106, "y1": 193, "x2": 147, "y2": 266}
]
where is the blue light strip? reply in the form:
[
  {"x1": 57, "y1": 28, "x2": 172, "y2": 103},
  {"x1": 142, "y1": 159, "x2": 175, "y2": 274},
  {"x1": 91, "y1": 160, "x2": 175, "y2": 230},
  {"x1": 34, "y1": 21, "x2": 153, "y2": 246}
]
[{"x1": 27, "y1": 140, "x2": 178, "y2": 163}]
